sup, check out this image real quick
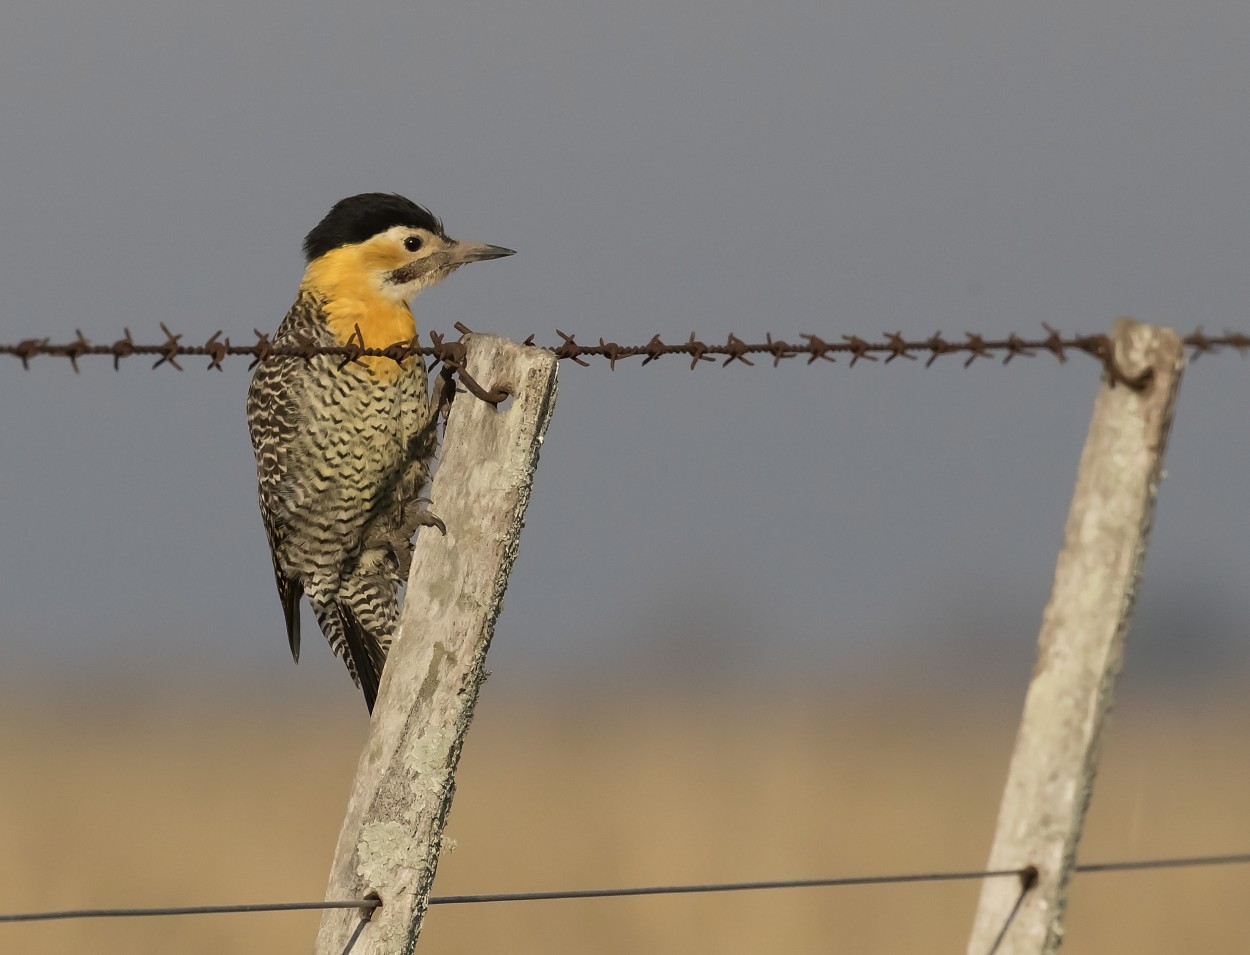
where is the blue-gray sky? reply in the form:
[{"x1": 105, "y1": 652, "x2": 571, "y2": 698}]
[{"x1": 2, "y1": 1, "x2": 1248, "y2": 695}]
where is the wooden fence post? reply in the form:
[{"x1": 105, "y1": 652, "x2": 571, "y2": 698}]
[
  {"x1": 312, "y1": 334, "x2": 558, "y2": 955},
  {"x1": 965, "y1": 319, "x2": 1185, "y2": 954}
]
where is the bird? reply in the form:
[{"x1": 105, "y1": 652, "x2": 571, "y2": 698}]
[{"x1": 247, "y1": 193, "x2": 514, "y2": 712}]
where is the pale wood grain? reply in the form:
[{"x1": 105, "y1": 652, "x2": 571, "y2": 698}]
[
  {"x1": 312, "y1": 334, "x2": 558, "y2": 955},
  {"x1": 966, "y1": 319, "x2": 1185, "y2": 955}
]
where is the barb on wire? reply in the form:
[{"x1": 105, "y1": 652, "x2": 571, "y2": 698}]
[
  {"x1": 4, "y1": 325, "x2": 1248, "y2": 386},
  {"x1": 4, "y1": 851, "x2": 1249, "y2": 926}
]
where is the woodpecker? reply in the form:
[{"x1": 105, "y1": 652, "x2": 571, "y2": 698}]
[{"x1": 247, "y1": 193, "x2": 514, "y2": 712}]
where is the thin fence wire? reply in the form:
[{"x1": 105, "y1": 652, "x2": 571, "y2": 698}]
[
  {"x1": 984, "y1": 868, "x2": 1039, "y2": 955},
  {"x1": 3, "y1": 324, "x2": 1249, "y2": 390},
  {"x1": 3, "y1": 851, "x2": 1249, "y2": 926},
  {"x1": 340, "y1": 915, "x2": 371, "y2": 955},
  {"x1": 0, "y1": 900, "x2": 380, "y2": 924}
]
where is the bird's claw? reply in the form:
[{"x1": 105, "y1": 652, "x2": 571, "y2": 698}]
[{"x1": 414, "y1": 506, "x2": 447, "y2": 536}]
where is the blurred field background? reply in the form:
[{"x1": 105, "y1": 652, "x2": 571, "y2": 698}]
[
  {"x1": 4, "y1": 4, "x2": 1250, "y2": 952},
  {"x1": 3, "y1": 671, "x2": 1249, "y2": 954}
]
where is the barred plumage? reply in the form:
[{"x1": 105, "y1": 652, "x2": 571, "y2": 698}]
[{"x1": 246, "y1": 194, "x2": 513, "y2": 711}]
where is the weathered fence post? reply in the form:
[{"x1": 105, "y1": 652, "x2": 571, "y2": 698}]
[
  {"x1": 312, "y1": 333, "x2": 558, "y2": 955},
  {"x1": 965, "y1": 319, "x2": 1185, "y2": 954}
]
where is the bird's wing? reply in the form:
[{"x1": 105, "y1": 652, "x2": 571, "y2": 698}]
[
  {"x1": 265, "y1": 517, "x2": 304, "y2": 662},
  {"x1": 247, "y1": 334, "x2": 309, "y2": 663}
]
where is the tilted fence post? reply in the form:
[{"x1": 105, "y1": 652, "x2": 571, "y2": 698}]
[
  {"x1": 312, "y1": 333, "x2": 558, "y2": 955},
  {"x1": 965, "y1": 319, "x2": 1185, "y2": 954}
]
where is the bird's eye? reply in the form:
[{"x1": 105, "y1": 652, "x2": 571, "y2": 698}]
[{"x1": 403, "y1": 235, "x2": 424, "y2": 253}]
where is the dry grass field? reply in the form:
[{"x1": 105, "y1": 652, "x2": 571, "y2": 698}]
[{"x1": 2, "y1": 676, "x2": 1248, "y2": 953}]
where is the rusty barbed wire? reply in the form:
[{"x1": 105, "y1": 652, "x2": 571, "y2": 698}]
[{"x1": 3, "y1": 322, "x2": 1248, "y2": 389}]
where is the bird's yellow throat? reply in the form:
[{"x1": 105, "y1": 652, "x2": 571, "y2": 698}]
[{"x1": 301, "y1": 243, "x2": 418, "y2": 379}]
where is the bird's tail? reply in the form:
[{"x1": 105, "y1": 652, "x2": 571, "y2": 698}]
[
  {"x1": 312, "y1": 586, "x2": 394, "y2": 713},
  {"x1": 335, "y1": 601, "x2": 385, "y2": 713}
]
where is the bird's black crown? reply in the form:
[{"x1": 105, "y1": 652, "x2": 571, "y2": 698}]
[{"x1": 303, "y1": 193, "x2": 444, "y2": 262}]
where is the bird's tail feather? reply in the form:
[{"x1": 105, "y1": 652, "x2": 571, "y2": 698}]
[
  {"x1": 312, "y1": 595, "x2": 388, "y2": 713},
  {"x1": 335, "y1": 602, "x2": 385, "y2": 713}
]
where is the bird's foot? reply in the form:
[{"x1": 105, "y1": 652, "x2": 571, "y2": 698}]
[{"x1": 411, "y1": 499, "x2": 447, "y2": 536}]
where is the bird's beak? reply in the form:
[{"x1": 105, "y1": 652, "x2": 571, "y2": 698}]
[{"x1": 447, "y1": 239, "x2": 516, "y2": 265}]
